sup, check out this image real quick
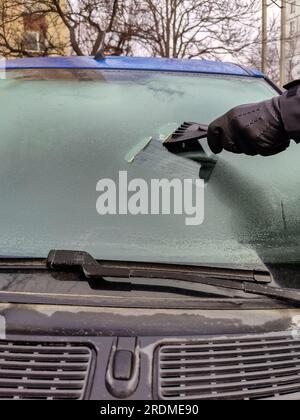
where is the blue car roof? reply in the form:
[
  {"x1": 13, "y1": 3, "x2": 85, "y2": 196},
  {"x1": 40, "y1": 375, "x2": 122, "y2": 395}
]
[{"x1": 5, "y1": 56, "x2": 264, "y2": 78}]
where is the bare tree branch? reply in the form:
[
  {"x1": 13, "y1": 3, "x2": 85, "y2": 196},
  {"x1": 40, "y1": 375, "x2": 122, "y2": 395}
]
[{"x1": 0, "y1": 0, "x2": 279, "y2": 85}]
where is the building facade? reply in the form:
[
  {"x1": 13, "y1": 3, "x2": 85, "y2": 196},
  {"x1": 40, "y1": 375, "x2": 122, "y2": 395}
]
[
  {"x1": 0, "y1": 1, "x2": 70, "y2": 57},
  {"x1": 286, "y1": 0, "x2": 300, "y2": 82}
]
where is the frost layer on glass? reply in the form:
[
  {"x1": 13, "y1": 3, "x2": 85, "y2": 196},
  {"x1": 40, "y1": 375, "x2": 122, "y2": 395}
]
[{"x1": 0, "y1": 70, "x2": 297, "y2": 268}]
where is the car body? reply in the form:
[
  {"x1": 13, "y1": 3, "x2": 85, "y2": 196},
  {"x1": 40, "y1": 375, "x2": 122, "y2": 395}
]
[{"x1": 0, "y1": 56, "x2": 300, "y2": 401}]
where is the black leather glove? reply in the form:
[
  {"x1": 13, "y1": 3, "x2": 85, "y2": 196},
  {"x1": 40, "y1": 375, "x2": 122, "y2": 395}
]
[{"x1": 207, "y1": 96, "x2": 291, "y2": 156}]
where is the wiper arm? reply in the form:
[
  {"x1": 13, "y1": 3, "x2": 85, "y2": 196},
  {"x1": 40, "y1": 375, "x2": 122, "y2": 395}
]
[
  {"x1": 46, "y1": 250, "x2": 300, "y2": 305},
  {"x1": 47, "y1": 250, "x2": 270, "y2": 284}
]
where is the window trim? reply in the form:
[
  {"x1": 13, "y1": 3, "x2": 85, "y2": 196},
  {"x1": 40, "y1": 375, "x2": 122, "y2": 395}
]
[{"x1": 22, "y1": 30, "x2": 45, "y2": 53}]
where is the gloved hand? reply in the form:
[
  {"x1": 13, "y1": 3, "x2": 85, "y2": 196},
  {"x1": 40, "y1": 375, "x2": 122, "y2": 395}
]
[{"x1": 207, "y1": 96, "x2": 291, "y2": 156}]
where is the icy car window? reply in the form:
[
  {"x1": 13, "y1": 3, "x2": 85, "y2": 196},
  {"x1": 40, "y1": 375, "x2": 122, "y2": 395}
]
[{"x1": 0, "y1": 69, "x2": 295, "y2": 269}]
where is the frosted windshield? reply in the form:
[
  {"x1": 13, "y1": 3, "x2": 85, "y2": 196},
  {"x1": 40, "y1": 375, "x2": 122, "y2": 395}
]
[{"x1": 0, "y1": 69, "x2": 296, "y2": 269}]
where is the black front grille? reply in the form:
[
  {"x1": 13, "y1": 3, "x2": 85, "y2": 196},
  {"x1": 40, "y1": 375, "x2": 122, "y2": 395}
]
[
  {"x1": 0, "y1": 341, "x2": 93, "y2": 400},
  {"x1": 157, "y1": 334, "x2": 300, "y2": 400}
]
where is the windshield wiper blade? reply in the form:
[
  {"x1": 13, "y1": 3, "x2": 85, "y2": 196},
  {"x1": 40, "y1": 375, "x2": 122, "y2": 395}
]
[
  {"x1": 46, "y1": 250, "x2": 300, "y2": 305},
  {"x1": 47, "y1": 250, "x2": 271, "y2": 283}
]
